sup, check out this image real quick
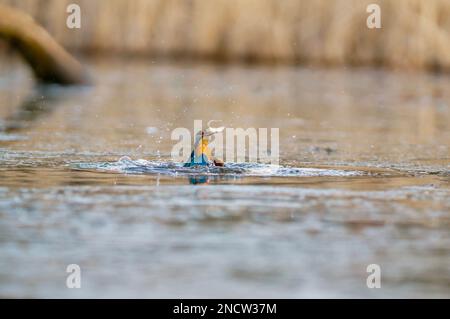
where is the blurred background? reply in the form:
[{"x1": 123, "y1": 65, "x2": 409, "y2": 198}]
[
  {"x1": 0, "y1": 0, "x2": 449, "y2": 298},
  {"x1": 2, "y1": 0, "x2": 450, "y2": 70}
]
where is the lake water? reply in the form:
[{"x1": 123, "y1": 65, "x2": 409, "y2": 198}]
[{"x1": 0, "y1": 56, "x2": 449, "y2": 298}]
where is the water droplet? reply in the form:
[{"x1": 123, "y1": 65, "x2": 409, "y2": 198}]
[{"x1": 146, "y1": 127, "x2": 159, "y2": 135}]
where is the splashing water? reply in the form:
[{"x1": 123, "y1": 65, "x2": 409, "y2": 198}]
[{"x1": 74, "y1": 156, "x2": 365, "y2": 177}]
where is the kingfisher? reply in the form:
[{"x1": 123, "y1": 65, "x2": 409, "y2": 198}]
[{"x1": 184, "y1": 125, "x2": 224, "y2": 167}]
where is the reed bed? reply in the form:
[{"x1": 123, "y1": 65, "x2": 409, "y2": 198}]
[{"x1": 2, "y1": 0, "x2": 450, "y2": 70}]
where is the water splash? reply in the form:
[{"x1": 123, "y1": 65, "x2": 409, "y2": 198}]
[{"x1": 74, "y1": 156, "x2": 364, "y2": 177}]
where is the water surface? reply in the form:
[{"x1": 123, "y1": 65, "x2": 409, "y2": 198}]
[{"x1": 0, "y1": 56, "x2": 449, "y2": 298}]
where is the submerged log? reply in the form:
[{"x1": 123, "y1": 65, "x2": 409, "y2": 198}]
[{"x1": 0, "y1": 4, "x2": 90, "y2": 85}]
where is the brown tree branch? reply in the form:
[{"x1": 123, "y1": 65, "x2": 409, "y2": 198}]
[{"x1": 0, "y1": 4, "x2": 90, "y2": 85}]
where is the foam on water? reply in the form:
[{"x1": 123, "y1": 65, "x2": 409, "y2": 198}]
[{"x1": 74, "y1": 156, "x2": 364, "y2": 177}]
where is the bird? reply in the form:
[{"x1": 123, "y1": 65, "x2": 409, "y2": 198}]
[{"x1": 184, "y1": 124, "x2": 224, "y2": 167}]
